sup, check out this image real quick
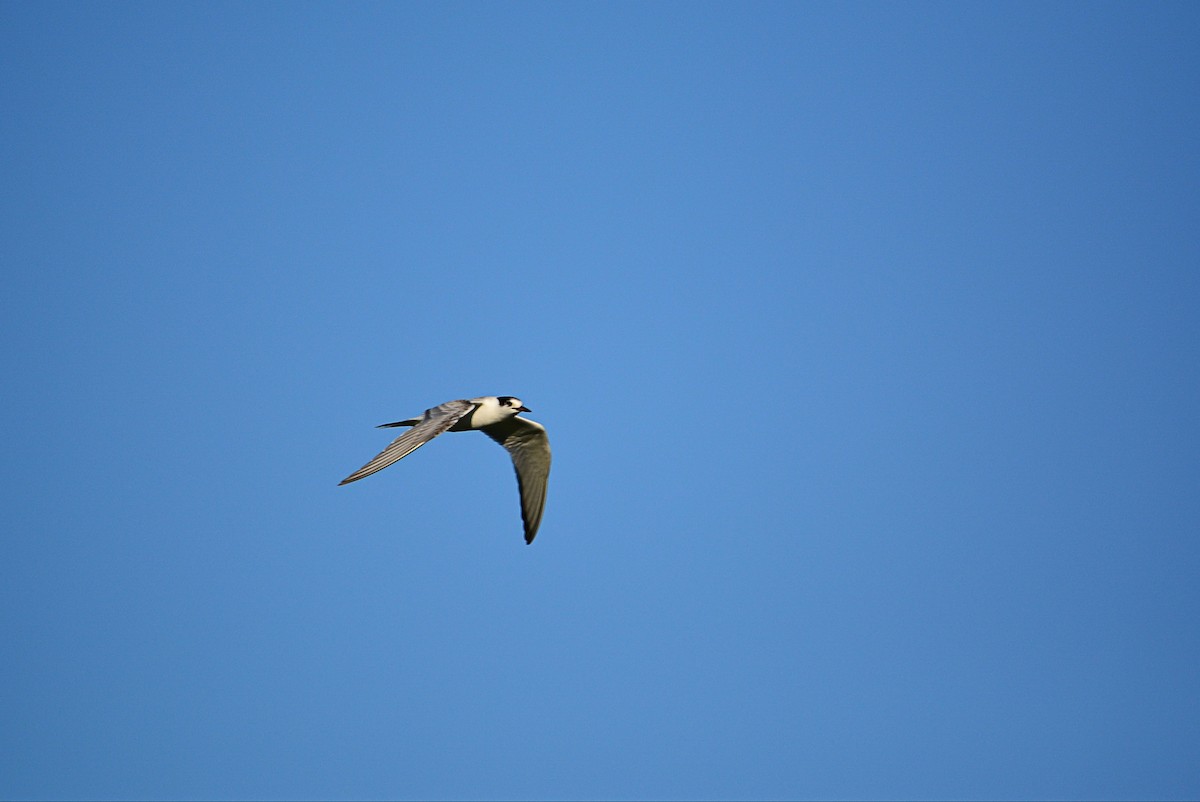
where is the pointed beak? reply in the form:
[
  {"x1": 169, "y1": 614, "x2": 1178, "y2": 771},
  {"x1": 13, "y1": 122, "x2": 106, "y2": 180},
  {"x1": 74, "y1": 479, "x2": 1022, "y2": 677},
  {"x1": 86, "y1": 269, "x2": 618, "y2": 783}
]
[{"x1": 517, "y1": 405, "x2": 531, "y2": 413}]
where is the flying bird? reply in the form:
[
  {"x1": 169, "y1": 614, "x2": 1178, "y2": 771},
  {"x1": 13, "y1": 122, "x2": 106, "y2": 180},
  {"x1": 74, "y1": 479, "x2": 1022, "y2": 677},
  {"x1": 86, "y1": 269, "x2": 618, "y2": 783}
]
[{"x1": 339, "y1": 396, "x2": 551, "y2": 544}]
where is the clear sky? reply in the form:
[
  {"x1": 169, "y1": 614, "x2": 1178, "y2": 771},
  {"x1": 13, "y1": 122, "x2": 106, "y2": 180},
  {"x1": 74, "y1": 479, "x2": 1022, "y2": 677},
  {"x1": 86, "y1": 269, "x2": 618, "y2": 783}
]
[{"x1": 2, "y1": 2, "x2": 1198, "y2": 800}]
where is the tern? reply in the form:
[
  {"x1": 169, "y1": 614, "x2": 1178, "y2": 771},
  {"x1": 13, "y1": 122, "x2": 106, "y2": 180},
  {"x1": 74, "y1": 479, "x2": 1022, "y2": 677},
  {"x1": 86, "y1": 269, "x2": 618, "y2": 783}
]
[{"x1": 339, "y1": 396, "x2": 551, "y2": 544}]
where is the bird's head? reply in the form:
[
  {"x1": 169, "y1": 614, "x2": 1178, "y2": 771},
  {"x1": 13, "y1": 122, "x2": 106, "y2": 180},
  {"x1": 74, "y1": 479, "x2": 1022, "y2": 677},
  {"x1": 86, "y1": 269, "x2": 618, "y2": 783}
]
[{"x1": 497, "y1": 396, "x2": 531, "y2": 414}]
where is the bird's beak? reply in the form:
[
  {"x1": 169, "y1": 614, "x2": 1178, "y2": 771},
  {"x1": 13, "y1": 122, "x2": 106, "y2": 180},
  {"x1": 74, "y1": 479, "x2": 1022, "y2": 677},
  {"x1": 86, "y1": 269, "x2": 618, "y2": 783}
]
[{"x1": 517, "y1": 405, "x2": 531, "y2": 413}]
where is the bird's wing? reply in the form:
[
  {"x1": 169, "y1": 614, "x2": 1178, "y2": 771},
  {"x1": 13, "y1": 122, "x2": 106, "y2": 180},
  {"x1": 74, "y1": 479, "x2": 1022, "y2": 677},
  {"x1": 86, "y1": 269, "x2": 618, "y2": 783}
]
[
  {"x1": 481, "y1": 416, "x2": 551, "y2": 544},
  {"x1": 339, "y1": 399, "x2": 476, "y2": 485}
]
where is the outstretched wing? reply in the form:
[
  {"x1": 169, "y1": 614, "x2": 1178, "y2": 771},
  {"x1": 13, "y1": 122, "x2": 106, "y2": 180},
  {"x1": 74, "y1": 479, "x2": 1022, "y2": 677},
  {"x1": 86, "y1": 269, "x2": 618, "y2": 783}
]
[
  {"x1": 338, "y1": 399, "x2": 476, "y2": 485},
  {"x1": 481, "y1": 416, "x2": 551, "y2": 544}
]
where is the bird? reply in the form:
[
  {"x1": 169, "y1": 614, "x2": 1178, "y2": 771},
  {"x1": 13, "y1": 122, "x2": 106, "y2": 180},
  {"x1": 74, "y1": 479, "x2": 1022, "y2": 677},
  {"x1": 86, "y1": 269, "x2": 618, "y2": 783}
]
[{"x1": 338, "y1": 396, "x2": 551, "y2": 544}]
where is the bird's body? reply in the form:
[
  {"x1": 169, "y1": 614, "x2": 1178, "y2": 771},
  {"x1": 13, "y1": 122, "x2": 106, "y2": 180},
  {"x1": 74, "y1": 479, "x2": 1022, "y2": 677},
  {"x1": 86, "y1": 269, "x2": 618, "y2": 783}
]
[{"x1": 339, "y1": 396, "x2": 551, "y2": 544}]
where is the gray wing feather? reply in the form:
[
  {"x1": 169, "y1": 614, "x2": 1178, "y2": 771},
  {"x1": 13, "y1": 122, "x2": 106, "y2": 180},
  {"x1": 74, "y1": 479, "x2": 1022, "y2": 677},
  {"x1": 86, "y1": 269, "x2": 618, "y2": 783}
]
[
  {"x1": 481, "y1": 416, "x2": 551, "y2": 544},
  {"x1": 339, "y1": 399, "x2": 475, "y2": 485}
]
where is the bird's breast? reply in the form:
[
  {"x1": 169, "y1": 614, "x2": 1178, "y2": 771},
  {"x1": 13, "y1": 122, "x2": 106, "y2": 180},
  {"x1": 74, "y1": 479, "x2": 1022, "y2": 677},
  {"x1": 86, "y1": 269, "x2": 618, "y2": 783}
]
[{"x1": 451, "y1": 401, "x2": 508, "y2": 431}]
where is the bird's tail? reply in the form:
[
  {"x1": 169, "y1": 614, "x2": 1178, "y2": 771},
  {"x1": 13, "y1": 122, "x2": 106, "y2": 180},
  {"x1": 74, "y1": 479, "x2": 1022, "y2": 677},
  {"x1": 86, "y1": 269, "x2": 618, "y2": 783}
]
[{"x1": 377, "y1": 418, "x2": 420, "y2": 428}]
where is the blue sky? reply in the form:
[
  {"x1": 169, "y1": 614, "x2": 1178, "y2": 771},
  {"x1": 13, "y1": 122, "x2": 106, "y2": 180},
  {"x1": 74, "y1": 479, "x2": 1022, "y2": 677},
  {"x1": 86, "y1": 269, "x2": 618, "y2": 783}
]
[{"x1": 2, "y1": 2, "x2": 1198, "y2": 800}]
